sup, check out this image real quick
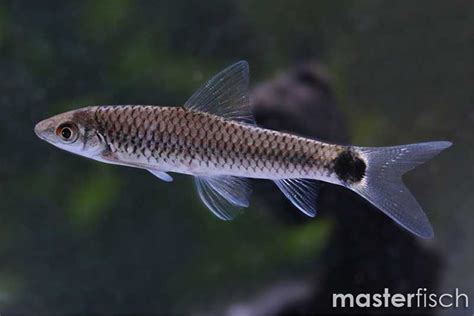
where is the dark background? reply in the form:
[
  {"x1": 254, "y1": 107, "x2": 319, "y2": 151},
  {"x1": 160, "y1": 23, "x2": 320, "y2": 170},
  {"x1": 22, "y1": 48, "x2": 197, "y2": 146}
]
[{"x1": 0, "y1": 0, "x2": 472, "y2": 315}]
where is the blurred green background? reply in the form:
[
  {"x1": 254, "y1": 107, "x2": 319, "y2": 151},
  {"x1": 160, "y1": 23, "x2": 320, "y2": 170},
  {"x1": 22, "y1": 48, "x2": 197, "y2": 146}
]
[{"x1": 0, "y1": 0, "x2": 472, "y2": 314}]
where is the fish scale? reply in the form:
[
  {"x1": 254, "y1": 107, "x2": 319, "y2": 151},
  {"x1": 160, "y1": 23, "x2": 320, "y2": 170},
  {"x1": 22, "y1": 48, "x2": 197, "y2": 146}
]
[{"x1": 95, "y1": 105, "x2": 344, "y2": 180}]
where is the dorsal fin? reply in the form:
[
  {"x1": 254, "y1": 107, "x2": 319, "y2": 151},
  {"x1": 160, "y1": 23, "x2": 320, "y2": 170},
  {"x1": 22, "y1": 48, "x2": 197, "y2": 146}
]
[{"x1": 184, "y1": 61, "x2": 254, "y2": 124}]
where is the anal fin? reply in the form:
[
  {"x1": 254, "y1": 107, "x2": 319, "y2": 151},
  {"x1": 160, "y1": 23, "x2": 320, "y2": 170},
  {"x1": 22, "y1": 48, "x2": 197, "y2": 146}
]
[{"x1": 274, "y1": 179, "x2": 321, "y2": 217}]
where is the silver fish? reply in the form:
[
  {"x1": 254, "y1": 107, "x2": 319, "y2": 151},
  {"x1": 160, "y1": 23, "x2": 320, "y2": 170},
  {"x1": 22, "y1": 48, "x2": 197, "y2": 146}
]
[{"x1": 35, "y1": 61, "x2": 452, "y2": 238}]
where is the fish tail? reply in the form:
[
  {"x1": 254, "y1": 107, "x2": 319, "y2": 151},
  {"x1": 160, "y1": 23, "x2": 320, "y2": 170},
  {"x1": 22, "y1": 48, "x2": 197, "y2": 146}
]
[{"x1": 343, "y1": 141, "x2": 452, "y2": 238}]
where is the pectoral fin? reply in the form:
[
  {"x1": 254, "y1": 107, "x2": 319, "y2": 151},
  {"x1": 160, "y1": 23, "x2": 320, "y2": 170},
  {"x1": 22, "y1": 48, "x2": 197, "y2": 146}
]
[{"x1": 148, "y1": 169, "x2": 174, "y2": 182}]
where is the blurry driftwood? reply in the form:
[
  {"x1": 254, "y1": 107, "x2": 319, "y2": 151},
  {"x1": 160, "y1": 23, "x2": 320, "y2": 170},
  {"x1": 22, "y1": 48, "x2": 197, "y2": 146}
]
[{"x1": 224, "y1": 63, "x2": 441, "y2": 315}]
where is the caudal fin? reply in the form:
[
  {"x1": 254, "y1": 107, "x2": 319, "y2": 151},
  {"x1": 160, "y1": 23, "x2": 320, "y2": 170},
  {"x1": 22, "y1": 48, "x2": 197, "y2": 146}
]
[{"x1": 350, "y1": 141, "x2": 452, "y2": 238}]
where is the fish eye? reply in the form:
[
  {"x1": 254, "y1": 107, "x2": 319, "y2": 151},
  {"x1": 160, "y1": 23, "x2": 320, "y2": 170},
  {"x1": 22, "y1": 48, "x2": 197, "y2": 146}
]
[{"x1": 56, "y1": 122, "x2": 78, "y2": 143}]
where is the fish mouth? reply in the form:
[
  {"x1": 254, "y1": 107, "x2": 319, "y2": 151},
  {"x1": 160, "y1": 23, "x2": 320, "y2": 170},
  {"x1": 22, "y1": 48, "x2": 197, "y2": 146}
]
[{"x1": 34, "y1": 122, "x2": 44, "y2": 139}]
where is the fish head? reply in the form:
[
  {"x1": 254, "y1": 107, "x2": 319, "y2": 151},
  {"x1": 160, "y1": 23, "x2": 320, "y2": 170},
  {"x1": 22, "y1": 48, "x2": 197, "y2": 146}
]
[{"x1": 34, "y1": 106, "x2": 106, "y2": 159}]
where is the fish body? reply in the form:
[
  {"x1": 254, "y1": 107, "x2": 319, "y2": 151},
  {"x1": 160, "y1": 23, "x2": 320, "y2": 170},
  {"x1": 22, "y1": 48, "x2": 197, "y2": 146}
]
[
  {"x1": 35, "y1": 61, "x2": 451, "y2": 238},
  {"x1": 93, "y1": 105, "x2": 343, "y2": 182}
]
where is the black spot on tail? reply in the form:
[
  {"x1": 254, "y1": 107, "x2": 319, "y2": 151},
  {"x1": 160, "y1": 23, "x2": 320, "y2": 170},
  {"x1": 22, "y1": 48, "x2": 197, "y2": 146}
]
[{"x1": 333, "y1": 150, "x2": 366, "y2": 183}]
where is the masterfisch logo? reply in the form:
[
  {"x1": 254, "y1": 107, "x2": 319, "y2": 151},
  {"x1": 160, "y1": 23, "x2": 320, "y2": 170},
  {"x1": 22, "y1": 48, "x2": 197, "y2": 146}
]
[{"x1": 332, "y1": 288, "x2": 468, "y2": 309}]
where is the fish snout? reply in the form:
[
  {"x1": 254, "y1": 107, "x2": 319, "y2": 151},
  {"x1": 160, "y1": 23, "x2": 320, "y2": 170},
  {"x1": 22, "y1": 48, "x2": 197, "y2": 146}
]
[{"x1": 34, "y1": 119, "x2": 55, "y2": 141}]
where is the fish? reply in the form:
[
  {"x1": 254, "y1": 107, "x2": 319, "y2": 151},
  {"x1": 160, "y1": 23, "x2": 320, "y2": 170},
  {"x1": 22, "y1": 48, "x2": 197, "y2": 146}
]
[{"x1": 34, "y1": 61, "x2": 452, "y2": 238}]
